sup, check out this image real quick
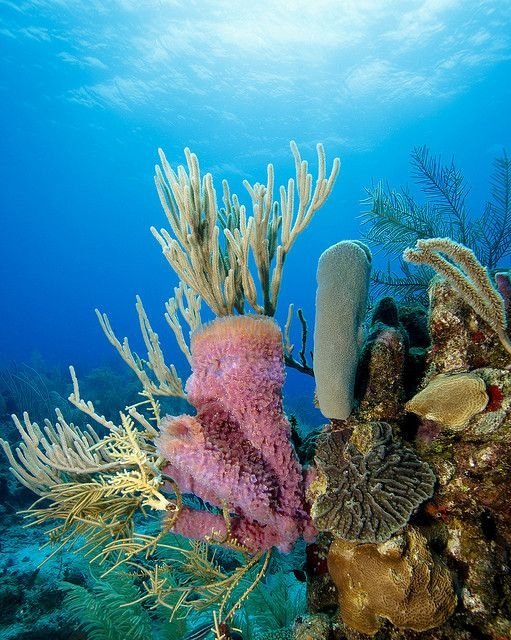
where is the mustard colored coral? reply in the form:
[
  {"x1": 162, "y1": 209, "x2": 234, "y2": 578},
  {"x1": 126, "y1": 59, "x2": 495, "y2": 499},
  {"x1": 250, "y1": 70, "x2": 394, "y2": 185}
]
[
  {"x1": 406, "y1": 372, "x2": 489, "y2": 428},
  {"x1": 327, "y1": 526, "x2": 457, "y2": 635}
]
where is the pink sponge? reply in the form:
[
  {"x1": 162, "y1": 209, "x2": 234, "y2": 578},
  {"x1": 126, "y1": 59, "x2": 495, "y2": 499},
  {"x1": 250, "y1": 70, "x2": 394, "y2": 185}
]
[{"x1": 156, "y1": 315, "x2": 315, "y2": 552}]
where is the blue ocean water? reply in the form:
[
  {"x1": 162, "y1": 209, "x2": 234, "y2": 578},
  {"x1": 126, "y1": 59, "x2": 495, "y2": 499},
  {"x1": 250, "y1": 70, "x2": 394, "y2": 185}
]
[
  {"x1": 0, "y1": 1, "x2": 510, "y2": 407},
  {"x1": 2, "y1": 4, "x2": 511, "y2": 640}
]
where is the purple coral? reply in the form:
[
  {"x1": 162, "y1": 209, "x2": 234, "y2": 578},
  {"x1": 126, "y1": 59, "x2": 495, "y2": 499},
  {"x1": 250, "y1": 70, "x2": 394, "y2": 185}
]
[
  {"x1": 156, "y1": 315, "x2": 315, "y2": 552},
  {"x1": 496, "y1": 271, "x2": 511, "y2": 320}
]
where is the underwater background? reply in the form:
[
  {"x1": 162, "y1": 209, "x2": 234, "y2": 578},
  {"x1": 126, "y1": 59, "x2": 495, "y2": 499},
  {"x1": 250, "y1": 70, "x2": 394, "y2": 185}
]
[
  {"x1": 1, "y1": 2, "x2": 511, "y2": 640},
  {"x1": 2, "y1": 2, "x2": 510, "y2": 384}
]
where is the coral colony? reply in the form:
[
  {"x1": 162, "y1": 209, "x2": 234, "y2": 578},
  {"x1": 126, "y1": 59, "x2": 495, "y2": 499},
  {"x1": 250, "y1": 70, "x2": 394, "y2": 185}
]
[{"x1": 2, "y1": 143, "x2": 511, "y2": 639}]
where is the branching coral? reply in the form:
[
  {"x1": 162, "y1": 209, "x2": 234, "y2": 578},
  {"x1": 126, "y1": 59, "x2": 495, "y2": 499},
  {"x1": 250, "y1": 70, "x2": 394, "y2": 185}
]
[
  {"x1": 0, "y1": 409, "x2": 117, "y2": 494},
  {"x1": 123, "y1": 535, "x2": 273, "y2": 630},
  {"x1": 362, "y1": 147, "x2": 511, "y2": 301},
  {"x1": 96, "y1": 142, "x2": 339, "y2": 395},
  {"x1": 1, "y1": 396, "x2": 176, "y2": 570},
  {"x1": 96, "y1": 296, "x2": 188, "y2": 400},
  {"x1": 153, "y1": 141, "x2": 340, "y2": 317},
  {"x1": 404, "y1": 237, "x2": 511, "y2": 355}
]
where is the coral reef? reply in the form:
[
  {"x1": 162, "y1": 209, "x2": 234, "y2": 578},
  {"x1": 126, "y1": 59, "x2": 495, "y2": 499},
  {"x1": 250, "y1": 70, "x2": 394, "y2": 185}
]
[
  {"x1": 426, "y1": 276, "x2": 511, "y2": 372},
  {"x1": 3, "y1": 135, "x2": 511, "y2": 640},
  {"x1": 306, "y1": 238, "x2": 511, "y2": 640},
  {"x1": 415, "y1": 367, "x2": 511, "y2": 545}
]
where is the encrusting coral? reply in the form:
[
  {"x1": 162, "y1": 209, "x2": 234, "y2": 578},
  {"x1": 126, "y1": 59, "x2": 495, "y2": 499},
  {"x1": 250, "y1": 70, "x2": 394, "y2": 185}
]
[
  {"x1": 156, "y1": 314, "x2": 315, "y2": 552},
  {"x1": 310, "y1": 421, "x2": 435, "y2": 543},
  {"x1": 394, "y1": 243, "x2": 511, "y2": 638},
  {"x1": 426, "y1": 276, "x2": 511, "y2": 373},
  {"x1": 327, "y1": 526, "x2": 457, "y2": 635},
  {"x1": 293, "y1": 613, "x2": 331, "y2": 640},
  {"x1": 418, "y1": 370, "x2": 511, "y2": 630}
]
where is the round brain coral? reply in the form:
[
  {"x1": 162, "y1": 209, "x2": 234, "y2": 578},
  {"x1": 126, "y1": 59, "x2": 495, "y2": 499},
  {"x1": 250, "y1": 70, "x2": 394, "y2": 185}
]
[
  {"x1": 327, "y1": 526, "x2": 456, "y2": 635},
  {"x1": 311, "y1": 422, "x2": 435, "y2": 543}
]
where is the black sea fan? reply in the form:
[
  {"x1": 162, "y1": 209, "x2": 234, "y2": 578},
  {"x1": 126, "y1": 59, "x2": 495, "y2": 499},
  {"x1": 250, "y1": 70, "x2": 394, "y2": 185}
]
[{"x1": 362, "y1": 147, "x2": 511, "y2": 301}]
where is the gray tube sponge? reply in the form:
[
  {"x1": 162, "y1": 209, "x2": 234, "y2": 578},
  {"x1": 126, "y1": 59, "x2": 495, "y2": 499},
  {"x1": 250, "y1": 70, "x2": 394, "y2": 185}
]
[{"x1": 313, "y1": 240, "x2": 372, "y2": 419}]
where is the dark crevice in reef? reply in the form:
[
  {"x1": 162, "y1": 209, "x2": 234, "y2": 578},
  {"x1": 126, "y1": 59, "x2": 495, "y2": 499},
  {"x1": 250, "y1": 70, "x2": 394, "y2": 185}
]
[{"x1": 480, "y1": 509, "x2": 497, "y2": 541}]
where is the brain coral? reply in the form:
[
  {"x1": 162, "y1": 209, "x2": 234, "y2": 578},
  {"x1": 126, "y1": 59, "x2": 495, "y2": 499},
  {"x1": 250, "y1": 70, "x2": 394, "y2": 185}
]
[
  {"x1": 327, "y1": 526, "x2": 457, "y2": 635},
  {"x1": 311, "y1": 422, "x2": 435, "y2": 542},
  {"x1": 405, "y1": 372, "x2": 489, "y2": 429}
]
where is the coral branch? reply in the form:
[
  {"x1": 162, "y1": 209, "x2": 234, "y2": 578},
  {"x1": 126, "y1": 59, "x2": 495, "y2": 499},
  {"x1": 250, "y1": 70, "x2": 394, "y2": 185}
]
[
  {"x1": 0, "y1": 410, "x2": 118, "y2": 495},
  {"x1": 283, "y1": 303, "x2": 314, "y2": 376},
  {"x1": 153, "y1": 142, "x2": 339, "y2": 317},
  {"x1": 404, "y1": 237, "x2": 511, "y2": 355},
  {"x1": 95, "y1": 301, "x2": 185, "y2": 398}
]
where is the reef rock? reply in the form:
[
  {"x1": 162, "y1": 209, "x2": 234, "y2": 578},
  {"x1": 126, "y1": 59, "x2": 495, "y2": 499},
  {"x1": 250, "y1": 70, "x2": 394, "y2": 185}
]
[
  {"x1": 428, "y1": 278, "x2": 510, "y2": 373},
  {"x1": 357, "y1": 298, "x2": 408, "y2": 422},
  {"x1": 293, "y1": 613, "x2": 332, "y2": 640}
]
